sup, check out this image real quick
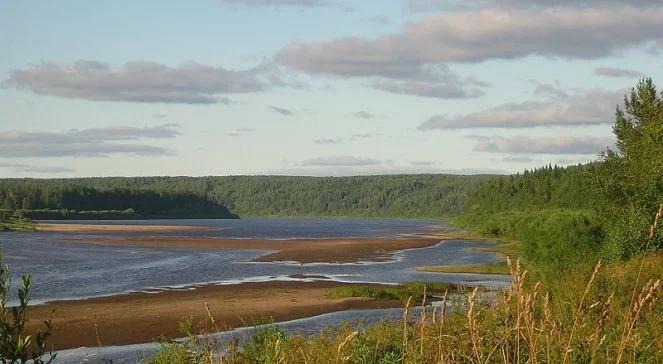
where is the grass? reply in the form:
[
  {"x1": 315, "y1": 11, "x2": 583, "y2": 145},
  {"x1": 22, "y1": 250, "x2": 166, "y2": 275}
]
[
  {"x1": 146, "y1": 206, "x2": 663, "y2": 363},
  {"x1": 0, "y1": 217, "x2": 35, "y2": 231},
  {"x1": 417, "y1": 261, "x2": 510, "y2": 275},
  {"x1": 146, "y1": 253, "x2": 663, "y2": 363},
  {"x1": 329, "y1": 282, "x2": 466, "y2": 303}
]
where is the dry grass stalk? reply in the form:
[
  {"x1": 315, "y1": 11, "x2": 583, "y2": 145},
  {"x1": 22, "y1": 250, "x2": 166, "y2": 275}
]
[
  {"x1": 92, "y1": 315, "x2": 102, "y2": 347},
  {"x1": 467, "y1": 286, "x2": 481, "y2": 363},
  {"x1": 562, "y1": 259, "x2": 601, "y2": 364},
  {"x1": 648, "y1": 203, "x2": 663, "y2": 239},
  {"x1": 336, "y1": 330, "x2": 358, "y2": 362},
  {"x1": 420, "y1": 285, "x2": 427, "y2": 356},
  {"x1": 403, "y1": 295, "x2": 412, "y2": 355},
  {"x1": 616, "y1": 203, "x2": 663, "y2": 363}
]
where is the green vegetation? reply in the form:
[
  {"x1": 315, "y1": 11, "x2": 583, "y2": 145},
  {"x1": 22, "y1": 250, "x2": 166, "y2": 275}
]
[
  {"x1": 417, "y1": 262, "x2": 510, "y2": 275},
  {"x1": 595, "y1": 78, "x2": 663, "y2": 260},
  {"x1": 0, "y1": 210, "x2": 34, "y2": 232},
  {"x1": 0, "y1": 174, "x2": 492, "y2": 219},
  {"x1": 456, "y1": 209, "x2": 603, "y2": 273},
  {"x1": 329, "y1": 282, "x2": 464, "y2": 303},
  {"x1": 145, "y1": 79, "x2": 663, "y2": 363},
  {"x1": 0, "y1": 185, "x2": 238, "y2": 219},
  {"x1": 0, "y1": 250, "x2": 54, "y2": 363},
  {"x1": 151, "y1": 254, "x2": 662, "y2": 363},
  {"x1": 457, "y1": 79, "x2": 663, "y2": 272}
]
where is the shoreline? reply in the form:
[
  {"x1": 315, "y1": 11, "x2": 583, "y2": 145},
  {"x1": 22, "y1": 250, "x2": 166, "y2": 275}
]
[
  {"x1": 26, "y1": 281, "x2": 402, "y2": 350},
  {"x1": 36, "y1": 223, "x2": 214, "y2": 233}
]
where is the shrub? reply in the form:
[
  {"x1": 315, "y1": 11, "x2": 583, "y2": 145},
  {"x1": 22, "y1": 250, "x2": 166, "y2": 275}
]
[{"x1": 0, "y1": 249, "x2": 55, "y2": 364}]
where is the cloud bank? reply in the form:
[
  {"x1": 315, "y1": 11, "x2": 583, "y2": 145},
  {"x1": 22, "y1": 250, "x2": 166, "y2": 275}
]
[
  {"x1": 472, "y1": 135, "x2": 614, "y2": 154},
  {"x1": 5, "y1": 61, "x2": 267, "y2": 104},
  {"x1": 419, "y1": 86, "x2": 624, "y2": 129},
  {"x1": 277, "y1": 7, "x2": 663, "y2": 75},
  {"x1": 0, "y1": 124, "x2": 179, "y2": 158}
]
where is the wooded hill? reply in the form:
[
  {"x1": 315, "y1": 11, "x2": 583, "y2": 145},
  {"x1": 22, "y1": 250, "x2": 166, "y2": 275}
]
[{"x1": 0, "y1": 174, "x2": 493, "y2": 219}]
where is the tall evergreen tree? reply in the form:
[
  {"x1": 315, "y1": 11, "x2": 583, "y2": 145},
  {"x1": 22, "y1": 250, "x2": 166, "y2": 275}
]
[{"x1": 597, "y1": 78, "x2": 663, "y2": 259}]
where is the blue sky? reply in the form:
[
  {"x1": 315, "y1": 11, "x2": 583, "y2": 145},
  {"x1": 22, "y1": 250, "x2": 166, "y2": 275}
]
[{"x1": 1, "y1": 0, "x2": 662, "y2": 177}]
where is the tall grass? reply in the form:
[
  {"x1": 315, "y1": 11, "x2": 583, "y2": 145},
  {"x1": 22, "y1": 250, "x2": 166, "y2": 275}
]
[{"x1": 147, "y1": 253, "x2": 662, "y2": 363}]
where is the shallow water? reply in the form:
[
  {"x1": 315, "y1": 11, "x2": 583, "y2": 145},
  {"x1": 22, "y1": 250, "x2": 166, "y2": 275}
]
[
  {"x1": 0, "y1": 218, "x2": 510, "y2": 305},
  {"x1": 54, "y1": 300, "x2": 474, "y2": 364}
]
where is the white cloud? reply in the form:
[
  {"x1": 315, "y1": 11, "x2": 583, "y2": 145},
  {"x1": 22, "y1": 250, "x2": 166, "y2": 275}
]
[
  {"x1": 5, "y1": 61, "x2": 268, "y2": 104},
  {"x1": 300, "y1": 156, "x2": 382, "y2": 167},
  {"x1": 0, "y1": 124, "x2": 179, "y2": 158},
  {"x1": 419, "y1": 86, "x2": 624, "y2": 129},
  {"x1": 277, "y1": 7, "x2": 663, "y2": 75},
  {"x1": 471, "y1": 135, "x2": 614, "y2": 154},
  {"x1": 594, "y1": 67, "x2": 645, "y2": 78}
]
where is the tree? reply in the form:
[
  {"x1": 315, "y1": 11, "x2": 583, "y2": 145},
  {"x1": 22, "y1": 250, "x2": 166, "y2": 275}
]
[{"x1": 596, "y1": 78, "x2": 663, "y2": 260}]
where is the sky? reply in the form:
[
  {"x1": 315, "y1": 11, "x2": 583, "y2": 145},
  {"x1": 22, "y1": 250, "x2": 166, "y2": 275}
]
[{"x1": 1, "y1": 0, "x2": 662, "y2": 177}]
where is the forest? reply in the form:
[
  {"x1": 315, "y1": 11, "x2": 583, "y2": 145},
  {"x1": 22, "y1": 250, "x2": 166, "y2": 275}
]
[{"x1": 0, "y1": 174, "x2": 491, "y2": 219}]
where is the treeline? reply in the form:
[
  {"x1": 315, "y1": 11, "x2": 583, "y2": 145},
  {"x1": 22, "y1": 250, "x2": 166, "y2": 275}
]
[
  {"x1": 458, "y1": 79, "x2": 663, "y2": 272},
  {"x1": 0, "y1": 185, "x2": 238, "y2": 219},
  {"x1": 463, "y1": 163, "x2": 598, "y2": 213},
  {"x1": 0, "y1": 174, "x2": 492, "y2": 219}
]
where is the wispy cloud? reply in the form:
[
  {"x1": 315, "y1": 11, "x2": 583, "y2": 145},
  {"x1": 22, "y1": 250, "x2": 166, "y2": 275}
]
[
  {"x1": 0, "y1": 163, "x2": 75, "y2": 174},
  {"x1": 471, "y1": 135, "x2": 614, "y2": 154},
  {"x1": 594, "y1": 67, "x2": 645, "y2": 78},
  {"x1": 419, "y1": 85, "x2": 624, "y2": 129},
  {"x1": 277, "y1": 7, "x2": 663, "y2": 77},
  {"x1": 314, "y1": 133, "x2": 374, "y2": 144},
  {"x1": 5, "y1": 61, "x2": 270, "y2": 104},
  {"x1": 0, "y1": 124, "x2": 179, "y2": 158},
  {"x1": 372, "y1": 76, "x2": 486, "y2": 99},
  {"x1": 300, "y1": 156, "x2": 382, "y2": 167},
  {"x1": 227, "y1": 128, "x2": 256, "y2": 136},
  {"x1": 354, "y1": 111, "x2": 377, "y2": 119},
  {"x1": 269, "y1": 105, "x2": 295, "y2": 116},
  {"x1": 220, "y1": 0, "x2": 327, "y2": 7}
]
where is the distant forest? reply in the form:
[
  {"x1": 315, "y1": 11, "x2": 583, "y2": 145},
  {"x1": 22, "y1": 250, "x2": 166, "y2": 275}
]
[{"x1": 0, "y1": 174, "x2": 503, "y2": 219}]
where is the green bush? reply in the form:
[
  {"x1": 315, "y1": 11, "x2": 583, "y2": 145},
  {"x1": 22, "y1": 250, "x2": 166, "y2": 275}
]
[
  {"x1": 0, "y1": 249, "x2": 55, "y2": 363},
  {"x1": 457, "y1": 209, "x2": 603, "y2": 273}
]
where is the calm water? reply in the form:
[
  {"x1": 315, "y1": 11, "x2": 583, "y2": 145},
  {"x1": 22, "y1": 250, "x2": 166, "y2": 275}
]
[{"x1": 0, "y1": 218, "x2": 509, "y2": 305}]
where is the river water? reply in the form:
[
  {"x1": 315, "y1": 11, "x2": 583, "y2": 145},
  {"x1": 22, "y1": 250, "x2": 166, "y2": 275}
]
[{"x1": 0, "y1": 218, "x2": 510, "y2": 363}]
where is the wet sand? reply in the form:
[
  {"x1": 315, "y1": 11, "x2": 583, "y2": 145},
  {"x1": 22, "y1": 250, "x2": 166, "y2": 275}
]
[
  {"x1": 36, "y1": 223, "x2": 211, "y2": 233},
  {"x1": 26, "y1": 281, "x2": 402, "y2": 350},
  {"x1": 70, "y1": 236, "x2": 442, "y2": 263}
]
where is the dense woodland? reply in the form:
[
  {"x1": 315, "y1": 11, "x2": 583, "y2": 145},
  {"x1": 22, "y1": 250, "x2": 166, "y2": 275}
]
[
  {"x1": 0, "y1": 174, "x2": 491, "y2": 219},
  {"x1": 458, "y1": 79, "x2": 663, "y2": 271}
]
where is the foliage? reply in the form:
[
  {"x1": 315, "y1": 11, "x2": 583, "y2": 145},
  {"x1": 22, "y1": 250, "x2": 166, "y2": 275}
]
[
  {"x1": 595, "y1": 79, "x2": 663, "y2": 260},
  {"x1": 457, "y1": 209, "x2": 603, "y2": 273},
  {"x1": 0, "y1": 249, "x2": 54, "y2": 364},
  {"x1": 0, "y1": 213, "x2": 34, "y2": 232},
  {"x1": 0, "y1": 174, "x2": 492, "y2": 219},
  {"x1": 417, "y1": 262, "x2": 510, "y2": 275},
  {"x1": 148, "y1": 255, "x2": 663, "y2": 363},
  {"x1": 0, "y1": 184, "x2": 238, "y2": 219},
  {"x1": 330, "y1": 282, "x2": 463, "y2": 303},
  {"x1": 462, "y1": 163, "x2": 599, "y2": 214}
]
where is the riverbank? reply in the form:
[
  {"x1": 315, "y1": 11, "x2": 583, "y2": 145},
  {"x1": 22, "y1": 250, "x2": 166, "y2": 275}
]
[
  {"x1": 26, "y1": 281, "x2": 403, "y2": 350},
  {"x1": 36, "y1": 223, "x2": 212, "y2": 233}
]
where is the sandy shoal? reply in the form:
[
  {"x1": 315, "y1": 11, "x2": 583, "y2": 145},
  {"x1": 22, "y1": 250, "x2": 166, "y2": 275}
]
[
  {"x1": 36, "y1": 223, "x2": 212, "y2": 233},
  {"x1": 26, "y1": 281, "x2": 401, "y2": 350},
  {"x1": 68, "y1": 236, "x2": 441, "y2": 263}
]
